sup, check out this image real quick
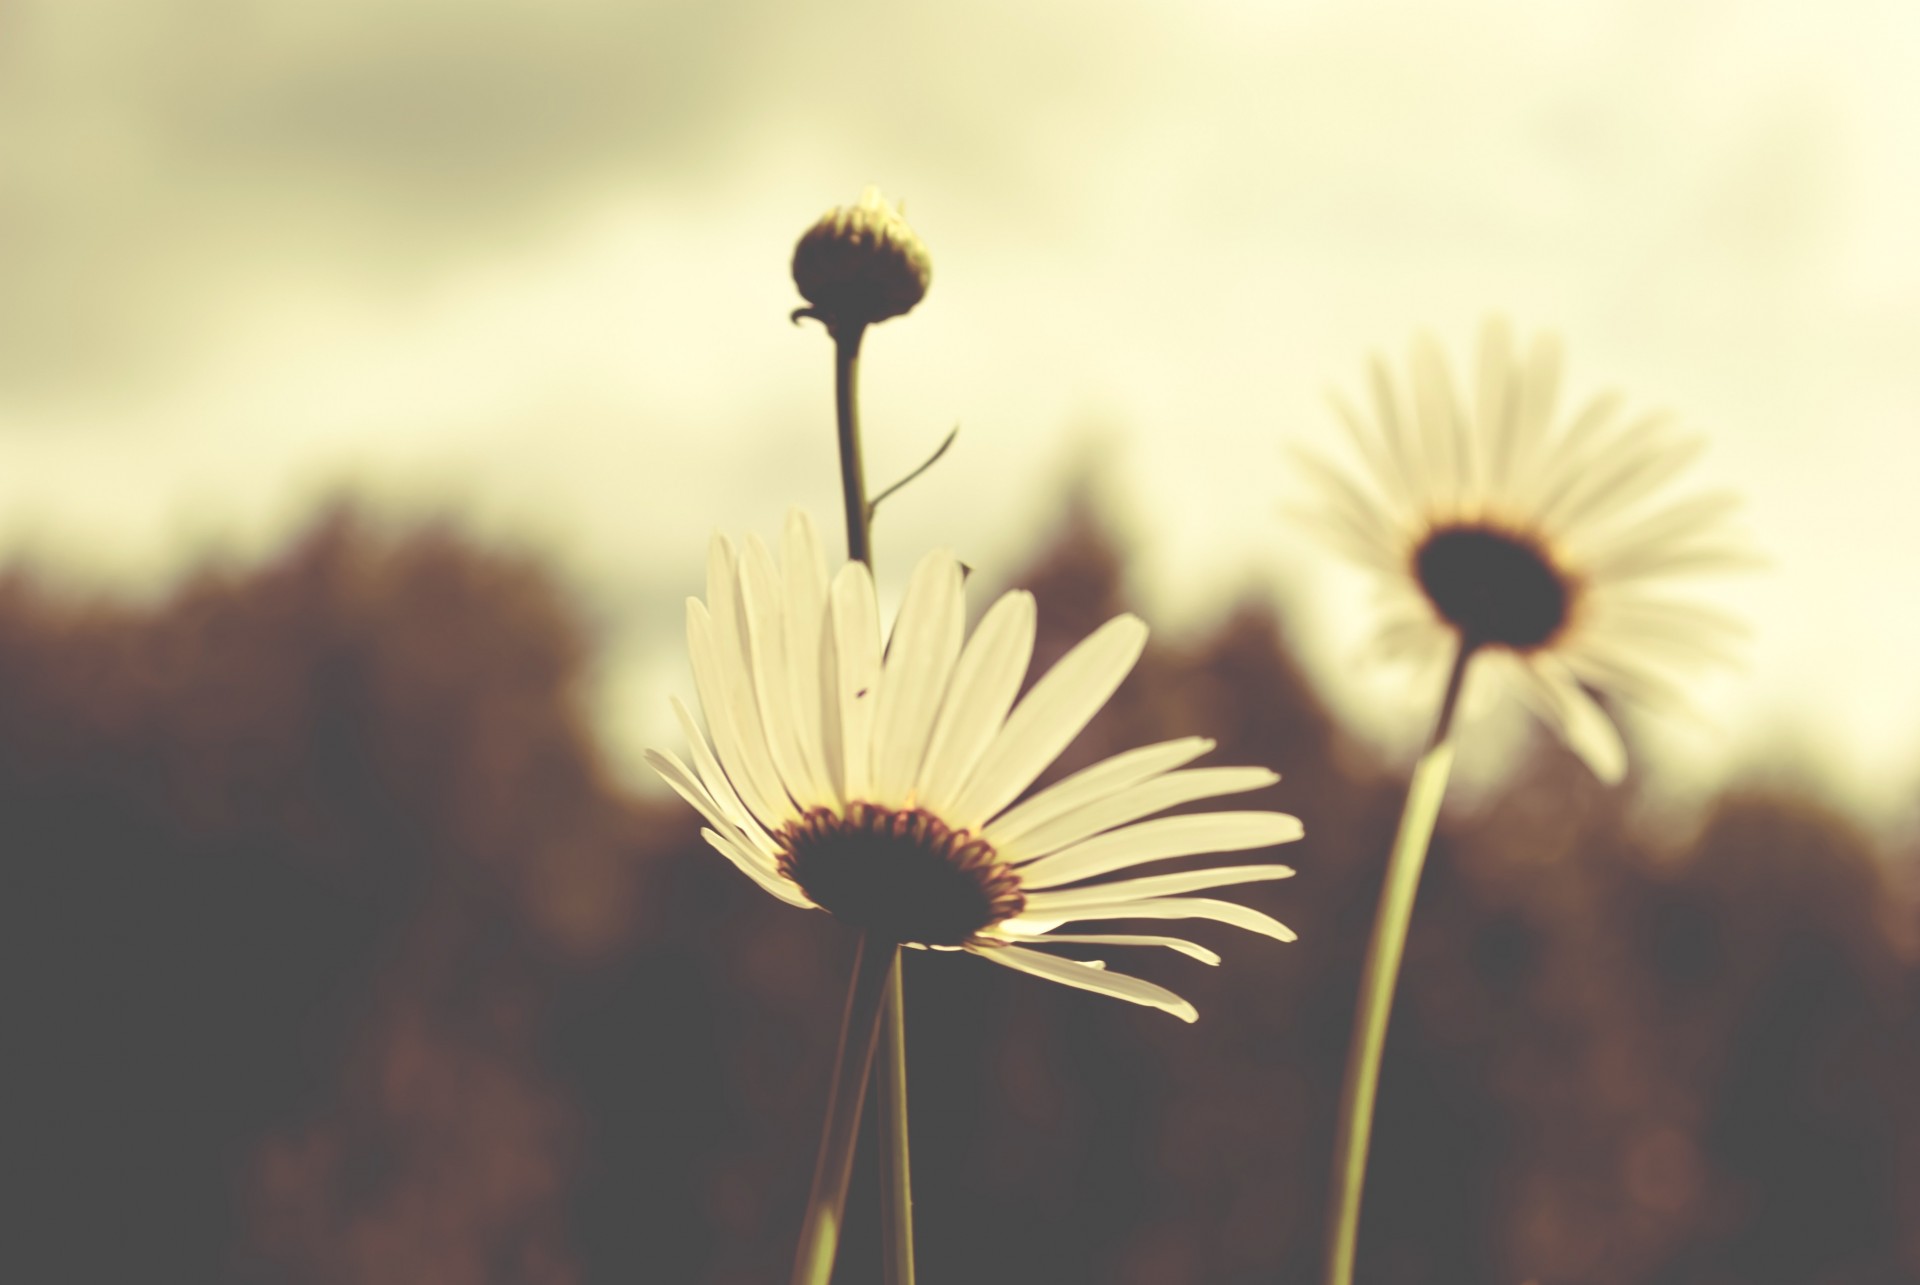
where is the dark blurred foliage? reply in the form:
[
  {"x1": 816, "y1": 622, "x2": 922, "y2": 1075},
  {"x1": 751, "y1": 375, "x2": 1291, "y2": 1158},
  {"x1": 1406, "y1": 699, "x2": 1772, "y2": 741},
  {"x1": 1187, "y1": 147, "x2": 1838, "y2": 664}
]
[{"x1": 3, "y1": 496, "x2": 1917, "y2": 1285}]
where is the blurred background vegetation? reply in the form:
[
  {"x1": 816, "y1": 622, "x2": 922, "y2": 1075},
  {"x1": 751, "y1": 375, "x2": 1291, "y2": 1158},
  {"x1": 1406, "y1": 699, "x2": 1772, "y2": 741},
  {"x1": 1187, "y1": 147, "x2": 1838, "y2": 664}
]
[{"x1": 5, "y1": 490, "x2": 1914, "y2": 1285}]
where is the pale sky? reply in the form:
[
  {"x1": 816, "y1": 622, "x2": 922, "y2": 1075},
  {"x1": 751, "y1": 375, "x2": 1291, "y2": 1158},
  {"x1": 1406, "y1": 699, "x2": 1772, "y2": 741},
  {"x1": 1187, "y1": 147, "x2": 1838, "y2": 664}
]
[{"x1": 4, "y1": 0, "x2": 1918, "y2": 814}]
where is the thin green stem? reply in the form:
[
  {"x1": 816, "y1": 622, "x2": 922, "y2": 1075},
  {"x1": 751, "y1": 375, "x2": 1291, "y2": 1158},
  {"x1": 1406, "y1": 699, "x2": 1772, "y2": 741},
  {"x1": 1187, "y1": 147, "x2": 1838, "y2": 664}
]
[
  {"x1": 790, "y1": 934, "x2": 895, "y2": 1285},
  {"x1": 828, "y1": 318, "x2": 915, "y2": 1285},
  {"x1": 1322, "y1": 637, "x2": 1475, "y2": 1285},
  {"x1": 834, "y1": 324, "x2": 872, "y2": 566},
  {"x1": 875, "y1": 957, "x2": 915, "y2": 1285}
]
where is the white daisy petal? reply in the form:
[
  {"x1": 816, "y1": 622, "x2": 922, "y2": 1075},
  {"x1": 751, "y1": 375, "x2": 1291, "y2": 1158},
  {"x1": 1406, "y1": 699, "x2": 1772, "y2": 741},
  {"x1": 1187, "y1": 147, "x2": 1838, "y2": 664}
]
[
  {"x1": 914, "y1": 590, "x2": 1038, "y2": 815},
  {"x1": 967, "y1": 944, "x2": 1199, "y2": 1023},
  {"x1": 870, "y1": 549, "x2": 966, "y2": 807},
  {"x1": 826, "y1": 560, "x2": 883, "y2": 804},
  {"x1": 984, "y1": 736, "x2": 1218, "y2": 848},
  {"x1": 738, "y1": 535, "x2": 828, "y2": 810},
  {"x1": 782, "y1": 509, "x2": 837, "y2": 806},
  {"x1": 1025, "y1": 896, "x2": 1299, "y2": 944},
  {"x1": 644, "y1": 747, "x2": 739, "y2": 840},
  {"x1": 1018, "y1": 813, "x2": 1302, "y2": 892},
  {"x1": 1516, "y1": 656, "x2": 1628, "y2": 784},
  {"x1": 995, "y1": 766, "x2": 1280, "y2": 863},
  {"x1": 1024, "y1": 862, "x2": 1295, "y2": 911},
  {"x1": 987, "y1": 930, "x2": 1223, "y2": 966},
  {"x1": 946, "y1": 614, "x2": 1150, "y2": 831},
  {"x1": 668, "y1": 697, "x2": 774, "y2": 854},
  {"x1": 701, "y1": 829, "x2": 817, "y2": 909},
  {"x1": 1367, "y1": 352, "x2": 1424, "y2": 506},
  {"x1": 686, "y1": 600, "x2": 793, "y2": 833}
]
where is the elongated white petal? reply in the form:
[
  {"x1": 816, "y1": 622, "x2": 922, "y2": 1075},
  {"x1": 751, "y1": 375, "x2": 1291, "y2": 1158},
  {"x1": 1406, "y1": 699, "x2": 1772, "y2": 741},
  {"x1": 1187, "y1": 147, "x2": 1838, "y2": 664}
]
[
  {"x1": 870, "y1": 549, "x2": 965, "y2": 807},
  {"x1": 686, "y1": 600, "x2": 793, "y2": 833},
  {"x1": 1018, "y1": 812, "x2": 1302, "y2": 890},
  {"x1": 1326, "y1": 388, "x2": 1412, "y2": 519},
  {"x1": 739, "y1": 535, "x2": 828, "y2": 809},
  {"x1": 700, "y1": 829, "x2": 817, "y2": 909},
  {"x1": 914, "y1": 591, "x2": 1038, "y2": 814},
  {"x1": 782, "y1": 510, "x2": 836, "y2": 807},
  {"x1": 1475, "y1": 317, "x2": 1518, "y2": 500},
  {"x1": 1025, "y1": 896, "x2": 1298, "y2": 943},
  {"x1": 985, "y1": 736, "x2": 1217, "y2": 848},
  {"x1": 1367, "y1": 352, "x2": 1424, "y2": 507},
  {"x1": 1411, "y1": 332, "x2": 1467, "y2": 514},
  {"x1": 967, "y1": 944, "x2": 1199, "y2": 1022},
  {"x1": 986, "y1": 930, "x2": 1222, "y2": 966},
  {"x1": 1515, "y1": 656, "x2": 1628, "y2": 784},
  {"x1": 998, "y1": 766, "x2": 1280, "y2": 864},
  {"x1": 825, "y1": 561, "x2": 882, "y2": 804},
  {"x1": 644, "y1": 747, "x2": 738, "y2": 840},
  {"x1": 1025, "y1": 862, "x2": 1295, "y2": 911},
  {"x1": 669, "y1": 697, "x2": 776, "y2": 855},
  {"x1": 946, "y1": 614, "x2": 1150, "y2": 831}
]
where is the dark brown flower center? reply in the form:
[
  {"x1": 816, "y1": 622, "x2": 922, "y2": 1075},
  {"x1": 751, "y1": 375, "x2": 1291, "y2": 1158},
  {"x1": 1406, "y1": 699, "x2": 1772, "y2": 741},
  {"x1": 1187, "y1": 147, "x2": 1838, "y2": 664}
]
[
  {"x1": 1413, "y1": 524, "x2": 1574, "y2": 650},
  {"x1": 776, "y1": 803, "x2": 1025, "y2": 947}
]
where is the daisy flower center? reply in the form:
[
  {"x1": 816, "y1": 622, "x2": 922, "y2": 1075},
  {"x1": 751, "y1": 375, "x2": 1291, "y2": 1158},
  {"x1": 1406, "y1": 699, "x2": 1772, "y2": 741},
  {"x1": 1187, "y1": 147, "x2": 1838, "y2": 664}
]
[
  {"x1": 1414, "y1": 523, "x2": 1574, "y2": 650},
  {"x1": 776, "y1": 803, "x2": 1027, "y2": 947}
]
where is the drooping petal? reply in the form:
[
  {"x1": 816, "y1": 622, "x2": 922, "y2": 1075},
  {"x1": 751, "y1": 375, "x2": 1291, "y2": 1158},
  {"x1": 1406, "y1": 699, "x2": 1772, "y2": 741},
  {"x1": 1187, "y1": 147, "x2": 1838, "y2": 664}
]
[
  {"x1": 700, "y1": 829, "x2": 818, "y2": 909},
  {"x1": 1020, "y1": 895, "x2": 1298, "y2": 943},
  {"x1": 1024, "y1": 862, "x2": 1296, "y2": 911},
  {"x1": 1514, "y1": 655, "x2": 1628, "y2": 784},
  {"x1": 985, "y1": 930, "x2": 1222, "y2": 965},
  {"x1": 967, "y1": 944, "x2": 1199, "y2": 1022}
]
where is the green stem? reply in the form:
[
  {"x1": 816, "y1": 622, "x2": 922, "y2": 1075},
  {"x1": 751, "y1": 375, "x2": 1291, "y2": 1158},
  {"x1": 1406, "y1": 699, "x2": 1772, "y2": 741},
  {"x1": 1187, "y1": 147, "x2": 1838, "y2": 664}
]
[
  {"x1": 789, "y1": 934, "x2": 895, "y2": 1285},
  {"x1": 829, "y1": 319, "x2": 916, "y2": 1285},
  {"x1": 1322, "y1": 637, "x2": 1474, "y2": 1285},
  {"x1": 875, "y1": 956, "x2": 915, "y2": 1285},
  {"x1": 834, "y1": 324, "x2": 872, "y2": 566}
]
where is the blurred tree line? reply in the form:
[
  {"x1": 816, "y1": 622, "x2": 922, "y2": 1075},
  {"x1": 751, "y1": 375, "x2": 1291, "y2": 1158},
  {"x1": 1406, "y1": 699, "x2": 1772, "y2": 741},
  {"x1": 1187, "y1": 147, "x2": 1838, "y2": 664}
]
[{"x1": 3, "y1": 495, "x2": 1915, "y2": 1285}]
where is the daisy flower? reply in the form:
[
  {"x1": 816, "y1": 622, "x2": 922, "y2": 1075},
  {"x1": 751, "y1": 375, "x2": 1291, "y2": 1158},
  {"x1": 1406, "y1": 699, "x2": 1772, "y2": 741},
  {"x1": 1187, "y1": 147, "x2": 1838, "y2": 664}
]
[
  {"x1": 1298, "y1": 319, "x2": 1752, "y2": 782},
  {"x1": 646, "y1": 510, "x2": 1302, "y2": 1022}
]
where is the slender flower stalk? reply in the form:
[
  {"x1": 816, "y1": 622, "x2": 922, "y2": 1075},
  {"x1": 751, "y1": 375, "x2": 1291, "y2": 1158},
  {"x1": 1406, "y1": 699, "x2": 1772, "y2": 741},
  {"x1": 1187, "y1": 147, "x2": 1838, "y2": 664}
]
[
  {"x1": 788, "y1": 934, "x2": 895, "y2": 1285},
  {"x1": 1300, "y1": 321, "x2": 1751, "y2": 1283},
  {"x1": 1322, "y1": 640, "x2": 1470, "y2": 1285},
  {"x1": 829, "y1": 311, "x2": 915, "y2": 1285},
  {"x1": 798, "y1": 187, "x2": 923, "y2": 1285}
]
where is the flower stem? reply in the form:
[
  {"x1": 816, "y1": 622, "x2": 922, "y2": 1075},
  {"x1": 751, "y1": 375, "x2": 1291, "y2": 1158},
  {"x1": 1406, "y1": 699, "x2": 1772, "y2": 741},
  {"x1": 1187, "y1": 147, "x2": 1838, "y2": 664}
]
[
  {"x1": 1322, "y1": 637, "x2": 1474, "y2": 1285},
  {"x1": 875, "y1": 957, "x2": 915, "y2": 1285},
  {"x1": 829, "y1": 319, "x2": 916, "y2": 1285},
  {"x1": 790, "y1": 933, "x2": 896, "y2": 1285},
  {"x1": 834, "y1": 324, "x2": 873, "y2": 566}
]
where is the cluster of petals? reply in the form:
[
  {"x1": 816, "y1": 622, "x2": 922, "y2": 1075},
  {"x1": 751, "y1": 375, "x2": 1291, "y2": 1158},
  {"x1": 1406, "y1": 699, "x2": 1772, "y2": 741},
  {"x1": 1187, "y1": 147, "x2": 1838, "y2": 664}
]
[
  {"x1": 1298, "y1": 318, "x2": 1753, "y2": 782},
  {"x1": 647, "y1": 510, "x2": 1302, "y2": 1021}
]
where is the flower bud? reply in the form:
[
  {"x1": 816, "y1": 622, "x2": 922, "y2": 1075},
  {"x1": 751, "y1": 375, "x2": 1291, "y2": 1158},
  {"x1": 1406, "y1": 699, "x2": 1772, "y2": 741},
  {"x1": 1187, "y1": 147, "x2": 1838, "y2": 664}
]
[{"x1": 791, "y1": 187, "x2": 931, "y2": 329}]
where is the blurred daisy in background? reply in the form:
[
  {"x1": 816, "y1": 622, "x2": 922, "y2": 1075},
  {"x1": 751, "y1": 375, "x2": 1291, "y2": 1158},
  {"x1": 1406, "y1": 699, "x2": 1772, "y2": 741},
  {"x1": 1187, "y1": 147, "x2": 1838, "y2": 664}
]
[
  {"x1": 1296, "y1": 318, "x2": 1755, "y2": 783},
  {"x1": 646, "y1": 510, "x2": 1302, "y2": 1022}
]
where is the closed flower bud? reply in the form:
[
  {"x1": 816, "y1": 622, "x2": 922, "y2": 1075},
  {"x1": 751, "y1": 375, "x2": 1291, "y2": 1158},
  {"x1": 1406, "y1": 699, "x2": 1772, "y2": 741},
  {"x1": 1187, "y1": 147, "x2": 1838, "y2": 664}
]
[{"x1": 792, "y1": 187, "x2": 932, "y2": 329}]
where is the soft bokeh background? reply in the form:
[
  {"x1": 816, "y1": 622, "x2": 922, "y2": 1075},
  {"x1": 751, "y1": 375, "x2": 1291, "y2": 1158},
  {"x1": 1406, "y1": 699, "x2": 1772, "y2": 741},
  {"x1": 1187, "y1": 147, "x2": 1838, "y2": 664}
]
[{"x1": 5, "y1": 1, "x2": 1919, "y2": 1282}]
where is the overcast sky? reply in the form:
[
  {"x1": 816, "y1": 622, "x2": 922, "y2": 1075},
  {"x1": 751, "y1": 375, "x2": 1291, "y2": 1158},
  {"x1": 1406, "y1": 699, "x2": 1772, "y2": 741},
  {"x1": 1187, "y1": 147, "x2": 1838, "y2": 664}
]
[{"x1": 4, "y1": 0, "x2": 1919, "y2": 814}]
